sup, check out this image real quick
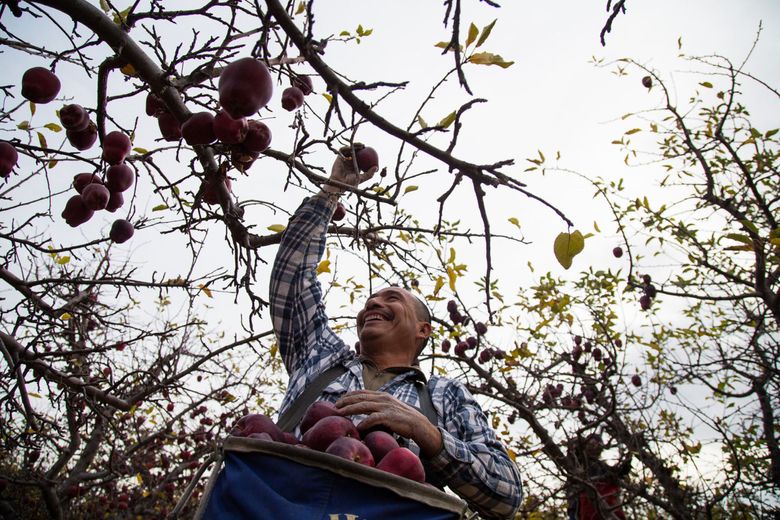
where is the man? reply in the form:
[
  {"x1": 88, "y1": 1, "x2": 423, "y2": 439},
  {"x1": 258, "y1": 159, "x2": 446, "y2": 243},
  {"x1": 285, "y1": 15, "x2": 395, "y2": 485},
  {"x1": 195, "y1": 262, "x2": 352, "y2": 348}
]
[{"x1": 269, "y1": 150, "x2": 523, "y2": 519}]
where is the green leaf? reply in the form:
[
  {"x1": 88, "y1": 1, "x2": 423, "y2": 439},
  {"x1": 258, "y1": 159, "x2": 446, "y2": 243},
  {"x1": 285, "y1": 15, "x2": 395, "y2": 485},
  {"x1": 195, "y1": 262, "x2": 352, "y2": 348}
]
[
  {"x1": 467, "y1": 52, "x2": 514, "y2": 68},
  {"x1": 765, "y1": 129, "x2": 778, "y2": 139},
  {"x1": 152, "y1": 204, "x2": 168, "y2": 211},
  {"x1": 739, "y1": 219, "x2": 759, "y2": 235},
  {"x1": 29, "y1": 101, "x2": 36, "y2": 116},
  {"x1": 99, "y1": 0, "x2": 109, "y2": 12},
  {"x1": 466, "y1": 23, "x2": 479, "y2": 47},
  {"x1": 625, "y1": 128, "x2": 642, "y2": 135},
  {"x1": 700, "y1": 81, "x2": 713, "y2": 88},
  {"x1": 56, "y1": 255, "x2": 70, "y2": 265},
  {"x1": 725, "y1": 233, "x2": 752, "y2": 245},
  {"x1": 17, "y1": 121, "x2": 30, "y2": 130},
  {"x1": 417, "y1": 115, "x2": 428, "y2": 129},
  {"x1": 476, "y1": 19, "x2": 497, "y2": 48},
  {"x1": 267, "y1": 224, "x2": 286, "y2": 233},
  {"x1": 339, "y1": 31, "x2": 350, "y2": 37},
  {"x1": 438, "y1": 111, "x2": 456, "y2": 128},
  {"x1": 44, "y1": 123, "x2": 62, "y2": 133},
  {"x1": 133, "y1": 147, "x2": 149, "y2": 154},
  {"x1": 553, "y1": 230, "x2": 585, "y2": 270},
  {"x1": 37, "y1": 132, "x2": 47, "y2": 149},
  {"x1": 593, "y1": 221, "x2": 600, "y2": 233},
  {"x1": 403, "y1": 185, "x2": 418, "y2": 194}
]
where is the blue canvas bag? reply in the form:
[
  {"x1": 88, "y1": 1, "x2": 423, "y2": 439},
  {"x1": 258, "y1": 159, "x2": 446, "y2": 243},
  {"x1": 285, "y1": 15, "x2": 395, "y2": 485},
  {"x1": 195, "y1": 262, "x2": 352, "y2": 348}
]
[{"x1": 191, "y1": 436, "x2": 467, "y2": 520}]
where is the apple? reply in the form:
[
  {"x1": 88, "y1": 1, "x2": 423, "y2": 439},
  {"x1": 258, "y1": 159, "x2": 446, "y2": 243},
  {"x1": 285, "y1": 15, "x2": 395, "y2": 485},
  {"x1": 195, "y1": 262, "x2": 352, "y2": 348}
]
[
  {"x1": 0, "y1": 141, "x2": 19, "y2": 178},
  {"x1": 166, "y1": 403, "x2": 174, "y2": 412},
  {"x1": 612, "y1": 246, "x2": 623, "y2": 258},
  {"x1": 157, "y1": 112, "x2": 182, "y2": 141},
  {"x1": 376, "y1": 447, "x2": 425, "y2": 482},
  {"x1": 639, "y1": 294, "x2": 652, "y2": 310},
  {"x1": 145, "y1": 92, "x2": 167, "y2": 117},
  {"x1": 475, "y1": 322, "x2": 488, "y2": 335},
  {"x1": 214, "y1": 110, "x2": 248, "y2": 145},
  {"x1": 332, "y1": 202, "x2": 346, "y2": 222},
  {"x1": 106, "y1": 164, "x2": 134, "y2": 193},
  {"x1": 355, "y1": 146, "x2": 379, "y2": 172},
  {"x1": 281, "y1": 432, "x2": 300, "y2": 445},
  {"x1": 326, "y1": 437, "x2": 375, "y2": 467},
  {"x1": 81, "y1": 183, "x2": 110, "y2": 210},
  {"x1": 109, "y1": 219, "x2": 134, "y2": 244},
  {"x1": 446, "y1": 300, "x2": 458, "y2": 313},
  {"x1": 201, "y1": 177, "x2": 231, "y2": 206},
  {"x1": 301, "y1": 415, "x2": 359, "y2": 452},
  {"x1": 454, "y1": 342, "x2": 468, "y2": 357},
  {"x1": 242, "y1": 120, "x2": 272, "y2": 152},
  {"x1": 66, "y1": 122, "x2": 98, "y2": 151},
  {"x1": 62, "y1": 195, "x2": 94, "y2": 227},
  {"x1": 219, "y1": 57, "x2": 273, "y2": 119},
  {"x1": 105, "y1": 190, "x2": 124, "y2": 213},
  {"x1": 72, "y1": 173, "x2": 102, "y2": 193},
  {"x1": 102, "y1": 131, "x2": 131, "y2": 165},
  {"x1": 231, "y1": 413, "x2": 284, "y2": 441},
  {"x1": 59, "y1": 104, "x2": 90, "y2": 131},
  {"x1": 631, "y1": 374, "x2": 642, "y2": 387},
  {"x1": 291, "y1": 74, "x2": 314, "y2": 95},
  {"x1": 363, "y1": 430, "x2": 399, "y2": 464},
  {"x1": 440, "y1": 339, "x2": 451, "y2": 353},
  {"x1": 230, "y1": 148, "x2": 259, "y2": 173},
  {"x1": 181, "y1": 112, "x2": 216, "y2": 145},
  {"x1": 281, "y1": 86, "x2": 304, "y2": 111},
  {"x1": 642, "y1": 76, "x2": 652, "y2": 89},
  {"x1": 478, "y1": 349, "x2": 493, "y2": 364},
  {"x1": 21, "y1": 67, "x2": 61, "y2": 104},
  {"x1": 300, "y1": 401, "x2": 340, "y2": 434}
]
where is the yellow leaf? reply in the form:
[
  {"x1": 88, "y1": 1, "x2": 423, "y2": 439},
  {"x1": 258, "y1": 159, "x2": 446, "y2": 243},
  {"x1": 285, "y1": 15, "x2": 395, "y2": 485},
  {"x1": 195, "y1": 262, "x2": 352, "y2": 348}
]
[
  {"x1": 316, "y1": 260, "x2": 331, "y2": 275},
  {"x1": 29, "y1": 102, "x2": 35, "y2": 116},
  {"x1": 198, "y1": 284, "x2": 213, "y2": 298},
  {"x1": 446, "y1": 266, "x2": 457, "y2": 291},
  {"x1": 56, "y1": 255, "x2": 70, "y2": 265},
  {"x1": 438, "y1": 111, "x2": 456, "y2": 128},
  {"x1": 267, "y1": 224, "x2": 286, "y2": 233},
  {"x1": 433, "y1": 276, "x2": 445, "y2": 296},
  {"x1": 120, "y1": 63, "x2": 138, "y2": 77},
  {"x1": 29, "y1": 392, "x2": 42, "y2": 398},
  {"x1": 417, "y1": 115, "x2": 428, "y2": 129},
  {"x1": 594, "y1": 221, "x2": 600, "y2": 232},
  {"x1": 37, "y1": 132, "x2": 47, "y2": 149},
  {"x1": 467, "y1": 52, "x2": 514, "y2": 68},
  {"x1": 136, "y1": 473, "x2": 143, "y2": 485},
  {"x1": 17, "y1": 121, "x2": 30, "y2": 130},
  {"x1": 48, "y1": 160, "x2": 58, "y2": 169},
  {"x1": 403, "y1": 185, "x2": 418, "y2": 194},
  {"x1": 448, "y1": 248, "x2": 456, "y2": 264},
  {"x1": 295, "y1": 1, "x2": 305, "y2": 14},
  {"x1": 625, "y1": 128, "x2": 642, "y2": 135},
  {"x1": 60, "y1": 312, "x2": 72, "y2": 320},
  {"x1": 506, "y1": 448, "x2": 516, "y2": 462},
  {"x1": 44, "y1": 123, "x2": 62, "y2": 132},
  {"x1": 553, "y1": 230, "x2": 585, "y2": 270},
  {"x1": 322, "y1": 93, "x2": 333, "y2": 103},
  {"x1": 465, "y1": 23, "x2": 478, "y2": 47},
  {"x1": 508, "y1": 217, "x2": 520, "y2": 229}
]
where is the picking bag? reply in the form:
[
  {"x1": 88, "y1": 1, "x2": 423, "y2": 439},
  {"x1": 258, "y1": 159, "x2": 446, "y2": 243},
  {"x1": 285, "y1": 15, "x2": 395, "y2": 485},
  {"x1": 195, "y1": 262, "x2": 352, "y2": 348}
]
[{"x1": 193, "y1": 436, "x2": 467, "y2": 520}]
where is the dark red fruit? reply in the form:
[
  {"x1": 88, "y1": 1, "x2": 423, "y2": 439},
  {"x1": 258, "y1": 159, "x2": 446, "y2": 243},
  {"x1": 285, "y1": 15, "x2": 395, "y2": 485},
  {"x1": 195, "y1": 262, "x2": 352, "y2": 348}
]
[
  {"x1": 0, "y1": 141, "x2": 19, "y2": 177},
  {"x1": 105, "y1": 190, "x2": 124, "y2": 213},
  {"x1": 81, "y1": 183, "x2": 110, "y2": 210},
  {"x1": 475, "y1": 322, "x2": 488, "y2": 335},
  {"x1": 219, "y1": 58, "x2": 273, "y2": 119},
  {"x1": 230, "y1": 413, "x2": 283, "y2": 441},
  {"x1": 355, "y1": 146, "x2": 379, "y2": 172},
  {"x1": 281, "y1": 86, "x2": 304, "y2": 112},
  {"x1": 326, "y1": 437, "x2": 375, "y2": 467},
  {"x1": 446, "y1": 300, "x2": 458, "y2": 313},
  {"x1": 332, "y1": 202, "x2": 346, "y2": 222},
  {"x1": 59, "y1": 104, "x2": 90, "y2": 131},
  {"x1": 67, "y1": 122, "x2": 98, "y2": 151},
  {"x1": 612, "y1": 246, "x2": 623, "y2": 258},
  {"x1": 440, "y1": 339, "x2": 451, "y2": 353},
  {"x1": 478, "y1": 349, "x2": 493, "y2": 363},
  {"x1": 291, "y1": 74, "x2": 314, "y2": 95},
  {"x1": 454, "y1": 342, "x2": 468, "y2": 357},
  {"x1": 102, "y1": 131, "x2": 131, "y2": 165},
  {"x1": 639, "y1": 294, "x2": 652, "y2": 311},
  {"x1": 642, "y1": 76, "x2": 652, "y2": 89},
  {"x1": 106, "y1": 164, "x2": 134, "y2": 193},
  {"x1": 201, "y1": 177, "x2": 231, "y2": 206},
  {"x1": 73, "y1": 173, "x2": 102, "y2": 193},
  {"x1": 145, "y1": 93, "x2": 167, "y2": 117},
  {"x1": 376, "y1": 447, "x2": 425, "y2": 482},
  {"x1": 158, "y1": 112, "x2": 182, "y2": 141},
  {"x1": 301, "y1": 416, "x2": 359, "y2": 452},
  {"x1": 300, "y1": 401, "x2": 340, "y2": 434},
  {"x1": 363, "y1": 430, "x2": 399, "y2": 463},
  {"x1": 109, "y1": 219, "x2": 134, "y2": 244},
  {"x1": 62, "y1": 195, "x2": 94, "y2": 227},
  {"x1": 214, "y1": 110, "x2": 248, "y2": 145},
  {"x1": 230, "y1": 148, "x2": 259, "y2": 173},
  {"x1": 242, "y1": 120, "x2": 272, "y2": 152},
  {"x1": 181, "y1": 112, "x2": 216, "y2": 145},
  {"x1": 631, "y1": 374, "x2": 642, "y2": 387},
  {"x1": 21, "y1": 67, "x2": 61, "y2": 104}
]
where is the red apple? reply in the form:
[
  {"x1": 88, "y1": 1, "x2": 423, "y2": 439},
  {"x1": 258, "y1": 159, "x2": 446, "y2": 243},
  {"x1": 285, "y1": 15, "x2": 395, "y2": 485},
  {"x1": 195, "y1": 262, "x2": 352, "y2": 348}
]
[
  {"x1": 59, "y1": 104, "x2": 90, "y2": 131},
  {"x1": 105, "y1": 190, "x2": 124, "y2": 213},
  {"x1": 230, "y1": 148, "x2": 259, "y2": 173},
  {"x1": 145, "y1": 93, "x2": 166, "y2": 117},
  {"x1": 62, "y1": 195, "x2": 94, "y2": 227},
  {"x1": 376, "y1": 447, "x2": 425, "y2": 482},
  {"x1": 300, "y1": 401, "x2": 340, "y2": 434},
  {"x1": 158, "y1": 112, "x2": 182, "y2": 141},
  {"x1": 281, "y1": 432, "x2": 301, "y2": 445},
  {"x1": 301, "y1": 415, "x2": 359, "y2": 452},
  {"x1": 242, "y1": 120, "x2": 272, "y2": 152},
  {"x1": 72, "y1": 173, "x2": 102, "y2": 193},
  {"x1": 363, "y1": 430, "x2": 400, "y2": 464},
  {"x1": 21, "y1": 67, "x2": 61, "y2": 104},
  {"x1": 219, "y1": 57, "x2": 273, "y2": 119},
  {"x1": 326, "y1": 437, "x2": 375, "y2": 467},
  {"x1": 81, "y1": 183, "x2": 110, "y2": 210},
  {"x1": 0, "y1": 141, "x2": 19, "y2": 178},
  {"x1": 109, "y1": 219, "x2": 134, "y2": 244},
  {"x1": 332, "y1": 203, "x2": 346, "y2": 222},
  {"x1": 214, "y1": 110, "x2": 248, "y2": 145},
  {"x1": 281, "y1": 86, "x2": 304, "y2": 112},
  {"x1": 66, "y1": 122, "x2": 98, "y2": 151},
  {"x1": 355, "y1": 146, "x2": 379, "y2": 173},
  {"x1": 106, "y1": 164, "x2": 134, "y2": 193},
  {"x1": 201, "y1": 177, "x2": 232, "y2": 206},
  {"x1": 291, "y1": 74, "x2": 314, "y2": 95},
  {"x1": 231, "y1": 413, "x2": 283, "y2": 442},
  {"x1": 181, "y1": 112, "x2": 216, "y2": 145},
  {"x1": 102, "y1": 131, "x2": 131, "y2": 165},
  {"x1": 247, "y1": 432, "x2": 274, "y2": 441}
]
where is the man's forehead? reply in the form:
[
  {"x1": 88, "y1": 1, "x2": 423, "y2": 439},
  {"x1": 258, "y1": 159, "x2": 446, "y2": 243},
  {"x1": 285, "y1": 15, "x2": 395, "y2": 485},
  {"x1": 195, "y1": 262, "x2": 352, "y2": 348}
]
[{"x1": 367, "y1": 286, "x2": 410, "y2": 300}]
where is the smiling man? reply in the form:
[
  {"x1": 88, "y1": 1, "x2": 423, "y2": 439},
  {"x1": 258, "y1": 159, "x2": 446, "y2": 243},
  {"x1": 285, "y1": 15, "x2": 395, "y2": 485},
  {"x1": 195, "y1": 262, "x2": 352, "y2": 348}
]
[{"x1": 269, "y1": 150, "x2": 523, "y2": 519}]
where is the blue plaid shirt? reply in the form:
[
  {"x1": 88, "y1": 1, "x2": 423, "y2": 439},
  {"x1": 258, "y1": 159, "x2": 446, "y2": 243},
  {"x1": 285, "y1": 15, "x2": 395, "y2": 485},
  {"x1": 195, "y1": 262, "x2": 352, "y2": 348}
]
[{"x1": 270, "y1": 192, "x2": 523, "y2": 519}]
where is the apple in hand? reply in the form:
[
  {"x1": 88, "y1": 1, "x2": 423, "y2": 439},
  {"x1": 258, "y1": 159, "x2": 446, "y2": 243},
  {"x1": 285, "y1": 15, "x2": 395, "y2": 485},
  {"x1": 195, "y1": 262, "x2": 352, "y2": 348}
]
[
  {"x1": 302, "y1": 415, "x2": 359, "y2": 452},
  {"x1": 376, "y1": 447, "x2": 426, "y2": 482},
  {"x1": 355, "y1": 146, "x2": 379, "y2": 173},
  {"x1": 326, "y1": 437, "x2": 375, "y2": 467}
]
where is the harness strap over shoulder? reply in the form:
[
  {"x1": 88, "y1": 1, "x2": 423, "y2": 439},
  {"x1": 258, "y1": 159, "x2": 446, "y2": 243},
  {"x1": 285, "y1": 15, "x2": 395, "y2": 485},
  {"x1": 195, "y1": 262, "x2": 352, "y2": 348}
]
[{"x1": 277, "y1": 364, "x2": 439, "y2": 432}]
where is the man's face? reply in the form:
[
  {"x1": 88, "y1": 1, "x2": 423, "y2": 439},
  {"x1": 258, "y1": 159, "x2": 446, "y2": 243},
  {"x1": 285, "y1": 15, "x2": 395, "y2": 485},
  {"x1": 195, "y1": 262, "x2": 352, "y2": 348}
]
[{"x1": 356, "y1": 287, "x2": 427, "y2": 351}]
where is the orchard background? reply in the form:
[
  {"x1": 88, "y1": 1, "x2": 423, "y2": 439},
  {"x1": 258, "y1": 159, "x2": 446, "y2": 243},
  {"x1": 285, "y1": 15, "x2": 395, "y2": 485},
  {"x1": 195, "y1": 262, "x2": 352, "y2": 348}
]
[{"x1": 0, "y1": 0, "x2": 779, "y2": 518}]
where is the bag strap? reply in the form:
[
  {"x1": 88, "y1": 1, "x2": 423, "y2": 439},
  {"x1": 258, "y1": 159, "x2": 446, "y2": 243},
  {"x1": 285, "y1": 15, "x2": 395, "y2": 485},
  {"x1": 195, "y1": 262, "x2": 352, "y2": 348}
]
[
  {"x1": 277, "y1": 364, "x2": 347, "y2": 432},
  {"x1": 276, "y1": 363, "x2": 439, "y2": 432}
]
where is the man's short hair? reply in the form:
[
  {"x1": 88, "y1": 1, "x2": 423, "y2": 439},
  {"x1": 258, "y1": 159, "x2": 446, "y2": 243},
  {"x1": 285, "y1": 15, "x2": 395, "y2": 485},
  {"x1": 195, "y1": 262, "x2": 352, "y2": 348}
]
[{"x1": 411, "y1": 293, "x2": 431, "y2": 357}]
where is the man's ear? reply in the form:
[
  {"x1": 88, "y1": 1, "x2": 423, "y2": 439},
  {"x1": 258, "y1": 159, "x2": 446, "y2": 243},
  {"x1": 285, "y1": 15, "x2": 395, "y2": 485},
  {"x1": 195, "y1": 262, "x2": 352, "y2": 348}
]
[{"x1": 416, "y1": 321, "x2": 432, "y2": 340}]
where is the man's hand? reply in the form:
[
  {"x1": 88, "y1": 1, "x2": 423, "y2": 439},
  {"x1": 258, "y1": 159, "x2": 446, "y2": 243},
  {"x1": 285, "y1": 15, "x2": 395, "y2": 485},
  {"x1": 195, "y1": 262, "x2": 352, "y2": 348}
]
[
  {"x1": 322, "y1": 145, "x2": 377, "y2": 194},
  {"x1": 335, "y1": 390, "x2": 443, "y2": 458}
]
